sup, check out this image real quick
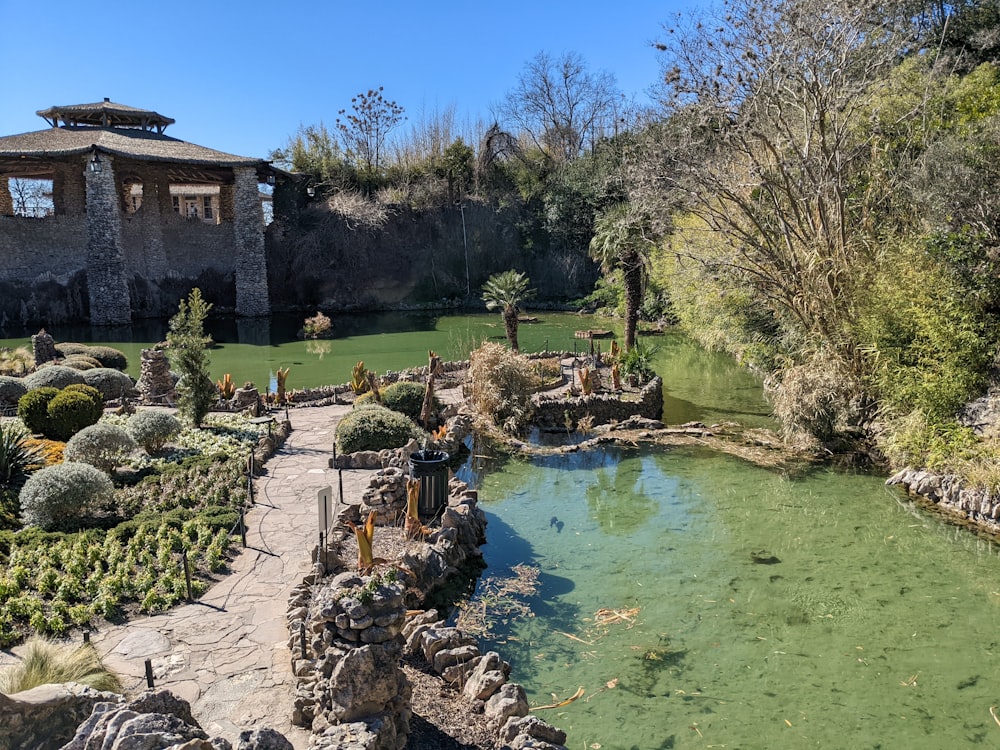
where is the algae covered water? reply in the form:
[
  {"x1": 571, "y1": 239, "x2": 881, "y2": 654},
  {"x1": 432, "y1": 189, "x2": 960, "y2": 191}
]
[{"x1": 471, "y1": 446, "x2": 1000, "y2": 750}]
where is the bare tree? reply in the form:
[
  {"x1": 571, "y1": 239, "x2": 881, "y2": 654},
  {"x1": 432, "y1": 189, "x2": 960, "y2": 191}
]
[
  {"x1": 336, "y1": 87, "x2": 406, "y2": 182},
  {"x1": 498, "y1": 51, "x2": 620, "y2": 162},
  {"x1": 638, "y1": 0, "x2": 916, "y2": 350}
]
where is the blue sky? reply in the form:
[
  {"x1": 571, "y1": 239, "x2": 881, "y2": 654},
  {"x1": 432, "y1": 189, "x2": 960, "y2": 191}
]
[{"x1": 0, "y1": 1, "x2": 694, "y2": 160}]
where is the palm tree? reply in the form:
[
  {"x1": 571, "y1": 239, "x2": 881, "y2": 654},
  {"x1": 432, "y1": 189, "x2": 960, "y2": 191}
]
[
  {"x1": 482, "y1": 270, "x2": 534, "y2": 352},
  {"x1": 589, "y1": 203, "x2": 653, "y2": 351}
]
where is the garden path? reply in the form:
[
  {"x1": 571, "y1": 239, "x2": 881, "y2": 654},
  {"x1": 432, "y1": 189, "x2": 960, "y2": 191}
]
[{"x1": 86, "y1": 402, "x2": 369, "y2": 750}]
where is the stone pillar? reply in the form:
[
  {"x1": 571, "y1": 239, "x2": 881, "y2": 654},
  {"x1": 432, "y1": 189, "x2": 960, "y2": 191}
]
[
  {"x1": 140, "y1": 167, "x2": 167, "y2": 277},
  {"x1": 84, "y1": 153, "x2": 132, "y2": 325},
  {"x1": 232, "y1": 167, "x2": 269, "y2": 317},
  {"x1": 0, "y1": 177, "x2": 13, "y2": 216}
]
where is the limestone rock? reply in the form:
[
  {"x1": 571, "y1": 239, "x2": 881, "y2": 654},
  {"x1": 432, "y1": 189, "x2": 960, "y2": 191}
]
[
  {"x1": 485, "y1": 683, "x2": 529, "y2": 727},
  {"x1": 0, "y1": 683, "x2": 121, "y2": 750},
  {"x1": 236, "y1": 727, "x2": 294, "y2": 749},
  {"x1": 500, "y1": 715, "x2": 568, "y2": 746}
]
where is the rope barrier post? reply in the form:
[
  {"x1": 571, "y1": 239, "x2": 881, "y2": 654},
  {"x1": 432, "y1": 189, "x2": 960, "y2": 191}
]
[
  {"x1": 239, "y1": 507, "x2": 247, "y2": 548},
  {"x1": 144, "y1": 659, "x2": 154, "y2": 688},
  {"x1": 338, "y1": 469, "x2": 344, "y2": 505},
  {"x1": 83, "y1": 631, "x2": 89, "y2": 644},
  {"x1": 300, "y1": 621, "x2": 308, "y2": 658},
  {"x1": 182, "y1": 549, "x2": 193, "y2": 602}
]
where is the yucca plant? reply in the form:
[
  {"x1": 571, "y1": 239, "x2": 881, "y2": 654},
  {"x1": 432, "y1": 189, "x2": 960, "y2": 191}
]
[
  {"x1": 0, "y1": 423, "x2": 45, "y2": 491},
  {"x1": 0, "y1": 636, "x2": 122, "y2": 694}
]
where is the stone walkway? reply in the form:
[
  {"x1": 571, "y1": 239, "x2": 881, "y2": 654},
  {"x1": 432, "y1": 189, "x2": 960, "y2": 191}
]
[{"x1": 85, "y1": 403, "x2": 372, "y2": 749}]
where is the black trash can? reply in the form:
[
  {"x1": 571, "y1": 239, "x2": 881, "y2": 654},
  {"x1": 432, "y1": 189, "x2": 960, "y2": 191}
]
[{"x1": 409, "y1": 449, "x2": 450, "y2": 517}]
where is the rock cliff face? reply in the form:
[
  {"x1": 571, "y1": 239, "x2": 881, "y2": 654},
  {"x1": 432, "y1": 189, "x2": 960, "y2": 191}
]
[{"x1": 0, "y1": 686, "x2": 291, "y2": 750}]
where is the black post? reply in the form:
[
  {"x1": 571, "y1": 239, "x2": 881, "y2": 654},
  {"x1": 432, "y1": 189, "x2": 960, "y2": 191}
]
[
  {"x1": 338, "y1": 469, "x2": 344, "y2": 505},
  {"x1": 239, "y1": 507, "x2": 247, "y2": 548},
  {"x1": 144, "y1": 659, "x2": 154, "y2": 688},
  {"x1": 299, "y1": 621, "x2": 307, "y2": 658},
  {"x1": 83, "y1": 631, "x2": 89, "y2": 644},
  {"x1": 182, "y1": 550, "x2": 193, "y2": 602}
]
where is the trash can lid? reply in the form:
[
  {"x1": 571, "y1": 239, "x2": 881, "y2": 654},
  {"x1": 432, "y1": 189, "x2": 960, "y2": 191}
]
[{"x1": 409, "y1": 449, "x2": 449, "y2": 462}]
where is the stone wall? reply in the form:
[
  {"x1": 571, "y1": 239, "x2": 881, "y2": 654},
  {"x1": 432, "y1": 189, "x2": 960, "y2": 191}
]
[
  {"x1": 286, "y1": 463, "x2": 568, "y2": 750},
  {"x1": 887, "y1": 467, "x2": 1000, "y2": 535},
  {"x1": 531, "y1": 376, "x2": 664, "y2": 429}
]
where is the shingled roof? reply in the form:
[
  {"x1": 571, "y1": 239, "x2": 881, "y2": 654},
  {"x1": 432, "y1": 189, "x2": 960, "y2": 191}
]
[
  {"x1": 0, "y1": 99, "x2": 267, "y2": 175},
  {"x1": 37, "y1": 99, "x2": 175, "y2": 132}
]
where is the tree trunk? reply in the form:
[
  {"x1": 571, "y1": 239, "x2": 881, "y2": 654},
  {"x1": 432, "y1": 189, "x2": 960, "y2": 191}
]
[
  {"x1": 504, "y1": 306, "x2": 520, "y2": 352},
  {"x1": 623, "y1": 256, "x2": 643, "y2": 351}
]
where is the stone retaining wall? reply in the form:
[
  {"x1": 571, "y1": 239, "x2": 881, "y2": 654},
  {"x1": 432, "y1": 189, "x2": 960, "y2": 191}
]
[
  {"x1": 887, "y1": 467, "x2": 1000, "y2": 535},
  {"x1": 532, "y1": 375, "x2": 664, "y2": 429},
  {"x1": 285, "y1": 460, "x2": 568, "y2": 750}
]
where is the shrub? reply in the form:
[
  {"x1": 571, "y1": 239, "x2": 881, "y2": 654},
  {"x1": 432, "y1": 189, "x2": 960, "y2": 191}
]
[
  {"x1": 24, "y1": 365, "x2": 85, "y2": 391},
  {"x1": 126, "y1": 410, "x2": 182, "y2": 453},
  {"x1": 0, "y1": 376, "x2": 28, "y2": 407},
  {"x1": 53, "y1": 343, "x2": 91, "y2": 358},
  {"x1": 766, "y1": 351, "x2": 864, "y2": 447},
  {"x1": 336, "y1": 404, "x2": 421, "y2": 454},
  {"x1": 0, "y1": 636, "x2": 122, "y2": 693},
  {"x1": 302, "y1": 311, "x2": 332, "y2": 338},
  {"x1": 18, "y1": 387, "x2": 60, "y2": 435},
  {"x1": 82, "y1": 368, "x2": 134, "y2": 400},
  {"x1": 467, "y1": 342, "x2": 536, "y2": 433},
  {"x1": 85, "y1": 345, "x2": 129, "y2": 372},
  {"x1": 64, "y1": 423, "x2": 137, "y2": 473},
  {"x1": 380, "y1": 381, "x2": 434, "y2": 422},
  {"x1": 46, "y1": 389, "x2": 103, "y2": 441},
  {"x1": 61, "y1": 355, "x2": 102, "y2": 371},
  {"x1": 19, "y1": 462, "x2": 113, "y2": 530}
]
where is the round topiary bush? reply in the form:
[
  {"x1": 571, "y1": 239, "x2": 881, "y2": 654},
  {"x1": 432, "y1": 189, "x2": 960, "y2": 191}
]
[
  {"x1": 46, "y1": 389, "x2": 103, "y2": 441},
  {"x1": 336, "y1": 404, "x2": 421, "y2": 454},
  {"x1": 63, "y1": 423, "x2": 137, "y2": 473},
  {"x1": 53, "y1": 343, "x2": 91, "y2": 358},
  {"x1": 19, "y1": 462, "x2": 113, "y2": 531},
  {"x1": 84, "y1": 345, "x2": 128, "y2": 372},
  {"x1": 17, "y1": 387, "x2": 60, "y2": 435},
  {"x1": 61, "y1": 355, "x2": 103, "y2": 371},
  {"x1": 381, "y1": 381, "x2": 436, "y2": 422},
  {"x1": 24, "y1": 365, "x2": 85, "y2": 391},
  {"x1": 126, "y1": 410, "x2": 182, "y2": 453},
  {"x1": 0, "y1": 376, "x2": 28, "y2": 407},
  {"x1": 82, "y1": 368, "x2": 135, "y2": 400}
]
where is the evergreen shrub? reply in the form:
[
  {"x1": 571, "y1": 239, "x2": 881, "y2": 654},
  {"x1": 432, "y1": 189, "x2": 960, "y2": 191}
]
[
  {"x1": 64, "y1": 423, "x2": 137, "y2": 473},
  {"x1": 336, "y1": 404, "x2": 421, "y2": 454},
  {"x1": 61, "y1": 355, "x2": 102, "y2": 371},
  {"x1": 19, "y1": 462, "x2": 113, "y2": 531},
  {"x1": 46, "y1": 389, "x2": 103, "y2": 441},
  {"x1": 17, "y1": 388, "x2": 60, "y2": 435},
  {"x1": 126, "y1": 410, "x2": 182, "y2": 453}
]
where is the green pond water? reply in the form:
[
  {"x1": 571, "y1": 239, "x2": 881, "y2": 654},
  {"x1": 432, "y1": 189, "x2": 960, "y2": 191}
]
[
  {"x1": 468, "y1": 447, "x2": 1000, "y2": 750},
  {"x1": 0, "y1": 313, "x2": 772, "y2": 426}
]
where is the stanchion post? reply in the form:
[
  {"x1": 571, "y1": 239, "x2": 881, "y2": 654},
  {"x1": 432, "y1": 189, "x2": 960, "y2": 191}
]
[
  {"x1": 239, "y1": 508, "x2": 247, "y2": 548},
  {"x1": 338, "y1": 469, "x2": 344, "y2": 505},
  {"x1": 182, "y1": 549, "x2": 193, "y2": 602},
  {"x1": 144, "y1": 659, "x2": 154, "y2": 688},
  {"x1": 299, "y1": 621, "x2": 307, "y2": 658}
]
